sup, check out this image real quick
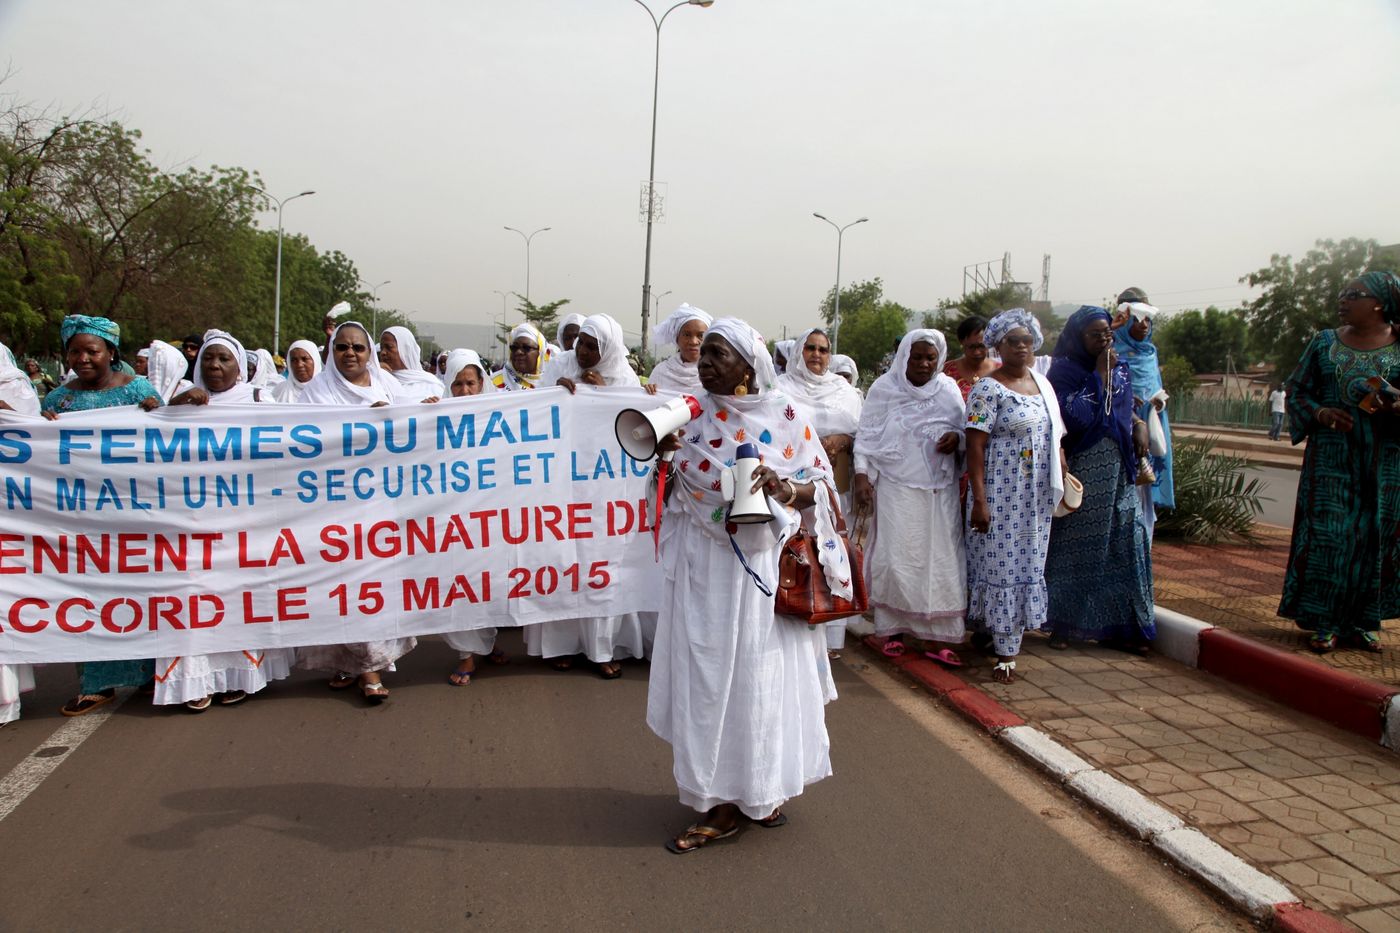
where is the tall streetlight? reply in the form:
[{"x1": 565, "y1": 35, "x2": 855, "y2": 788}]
[
  {"x1": 363, "y1": 279, "x2": 391, "y2": 336},
  {"x1": 812, "y1": 213, "x2": 868, "y2": 353},
  {"x1": 247, "y1": 186, "x2": 315, "y2": 357},
  {"x1": 632, "y1": 0, "x2": 714, "y2": 357},
  {"x1": 652, "y1": 289, "x2": 673, "y2": 317},
  {"x1": 503, "y1": 226, "x2": 550, "y2": 303}
]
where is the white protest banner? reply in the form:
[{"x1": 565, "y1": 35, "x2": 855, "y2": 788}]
[{"x1": 0, "y1": 387, "x2": 667, "y2": 664}]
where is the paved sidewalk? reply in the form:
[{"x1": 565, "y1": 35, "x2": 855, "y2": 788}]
[
  {"x1": 1154, "y1": 525, "x2": 1399, "y2": 687},
  {"x1": 887, "y1": 634, "x2": 1400, "y2": 930}
]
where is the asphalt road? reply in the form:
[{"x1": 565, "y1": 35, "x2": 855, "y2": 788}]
[
  {"x1": 0, "y1": 635, "x2": 1245, "y2": 932},
  {"x1": 1248, "y1": 464, "x2": 1299, "y2": 529}
]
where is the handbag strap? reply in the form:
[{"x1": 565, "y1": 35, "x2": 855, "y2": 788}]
[{"x1": 728, "y1": 529, "x2": 774, "y2": 597}]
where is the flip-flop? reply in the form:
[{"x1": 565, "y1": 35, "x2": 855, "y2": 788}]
[
  {"x1": 880, "y1": 640, "x2": 906, "y2": 658},
  {"x1": 328, "y1": 672, "x2": 356, "y2": 690},
  {"x1": 924, "y1": 648, "x2": 964, "y2": 668},
  {"x1": 218, "y1": 690, "x2": 248, "y2": 706},
  {"x1": 361, "y1": 681, "x2": 389, "y2": 705},
  {"x1": 752, "y1": 810, "x2": 788, "y2": 829},
  {"x1": 665, "y1": 822, "x2": 740, "y2": 855},
  {"x1": 448, "y1": 663, "x2": 475, "y2": 686},
  {"x1": 597, "y1": 663, "x2": 623, "y2": 680},
  {"x1": 60, "y1": 692, "x2": 114, "y2": 717}
]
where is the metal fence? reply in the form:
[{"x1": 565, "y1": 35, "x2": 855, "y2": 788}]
[{"x1": 1172, "y1": 395, "x2": 1275, "y2": 430}]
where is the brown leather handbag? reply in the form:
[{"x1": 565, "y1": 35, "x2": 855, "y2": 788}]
[{"x1": 775, "y1": 490, "x2": 869, "y2": 625}]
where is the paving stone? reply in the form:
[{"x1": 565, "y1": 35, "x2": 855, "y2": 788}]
[
  {"x1": 1044, "y1": 682, "x2": 1116, "y2": 706},
  {"x1": 1189, "y1": 724, "x2": 1277, "y2": 754},
  {"x1": 1079, "y1": 670, "x2": 1152, "y2": 692},
  {"x1": 1287, "y1": 774, "x2": 1390, "y2": 811},
  {"x1": 1267, "y1": 729, "x2": 1360, "y2": 761},
  {"x1": 1041, "y1": 653, "x2": 1113, "y2": 674},
  {"x1": 1344, "y1": 803, "x2": 1400, "y2": 843},
  {"x1": 1317, "y1": 755, "x2": 1400, "y2": 791},
  {"x1": 1313, "y1": 828, "x2": 1400, "y2": 875},
  {"x1": 1228, "y1": 708, "x2": 1306, "y2": 734},
  {"x1": 1349, "y1": 905, "x2": 1400, "y2": 933},
  {"x1": 1159, "y1": 741, "x2": 1247, "y2": 774},
  {"x1": 1077, "y1": 700, "x2": 1157, "y2": 726},
  {"x1": 1009, "y1": 698, "x2": 1081, "y2": 723},
  {"x1": 1199, "y1": 768, "x2": 1296, "y2": 803},
  {"x1": 981, "y1": 679, "x2": 1050, "y2": 702},
  {"x1": 1253, "y1": 796, "x2": 1362, "y2": 836},
  {"x1": 1071, "y1": 735, "x2": 1157, "y2": 768},
  {"x1": 1019, "y1": 667, "x2": 1088, "y2": 688},
  {"x1": 1114, "y1": 720, "x2": 1197, "y2": 749},
  {"x1": 1137, "y1": 674, "x2": 1206, "y2": 696},
  {"x1": 1112, "y1": 760, "x2": 1209, "y2": 795},
  {"x1": 1234, "y1": 747, "x2": 1330, "y2": 780},
  {"x1": 1158, "y1": 787, "x2": 1263, "y2": 826},
  {"x1": 1040, "y1": 716, "x2": 1120, "y2": 743},
  {"x1": 1180, "y1": 691, "x2": 1261, "y2": 716},
  {"x1": 1214, "y1": 820, "x2": 1326, "y2": 863},
  {"x1": 1272, "y1": 857, "x2": 1400, "y2": 911},
  {"x1": 1116, "y1": 688, "x2": 1190, "y2": 709},
  {"x1": 1149, "y1": 703, "x2": 1230, "y2": 731}
]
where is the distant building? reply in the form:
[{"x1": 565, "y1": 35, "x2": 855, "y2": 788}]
[{"x1": 1193, "y1": 365, "x2": 1274, "y2": 400}]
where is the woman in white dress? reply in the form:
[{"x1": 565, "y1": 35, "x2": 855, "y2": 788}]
[
  {"x1": 529, "y1": 314, "x2": 647, "y2": 677},
  {"x1": 492, "y1": 323, "x2": 551, "y2": 391},
  {"x1": 439, "y1": 348, "x2": 509, "y2": 685},
  {"x1": 648, "y1": 318, "x2": 843, "y2": 853},
  {"x1": 648, "y1": 304, "x2": 712, "y2": 394},
  {"x1": 271, "y1": 339, "x2": 322, "y2": 403},
  {"x1": 0, "y1": 342, "x2": 37, "y2": 726},
  {"x1": 248, "y1": 348, "x2": 283, "y2": 392},
  {"x1": 853, "y1": 329, "x2": 968, "y2": 662},
  {"x1": 556, "y1": 312, "x2": 585, "y2": 353},
  {"x1": 965, "y1": 309, "x2": 1066, "y2": 683},
  {"x1": 775, "y1": 327, "x2": 863, "y2": 657},
  {"x1": 296, "y1": 322, "x2": 422, "y2": 703},
  {"x1": 379, "y1": 326, "x2": 445, "y2": 400},
  {"x1": 161, "y1": 330, "x2": 295, "y2": 711},
  {"x1": 145, "y1": 340, "x2": 194, "y2": 404}
]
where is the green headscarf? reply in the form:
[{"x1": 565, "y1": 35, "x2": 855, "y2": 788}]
[{"x1": 1359, "y1": 271, "x2": 1400, "y2": 325}]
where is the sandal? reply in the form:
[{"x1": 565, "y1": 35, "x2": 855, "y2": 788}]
[
  {"x1": 827, "y1": 649, "x2": 842, "y2": 661},
  {"x1": 881, "y1": 639, "x2": 906, "y2": 658},
  {"x1": 488, "y1": 648, "x2": 510, "y2": 666},
  {"x1": 991, "y1": 660, "x2": 1016, "y2": 684},
  {"x1": 448, "y1": 659, "x2": 475, "y2": 686},
  {"x1": 752, "y1": 809, "x2": 788, "y2": 829},
  {"x1": 361, "y1": 680, "x2": 389, "y2": 704},
  {"x1": 185, "y1": 696, "x2": 212, "y2": 713},
  {"x1": 597, "y1": 662, "x2": 623, "y2": 680},
  {"x1": 1048, "y1": 633, "x2": 1070, "y2": 651},
  {"x1": 1309, "y1": 633, "x2": 1338, "y2": 654},
  {"x1": 218, "y1": 690, "x2": 248, "y2": 706},
  {"x1": 665, "y1": 822, "x2": 740, "y2": 854},
  {"x1": 60, "y1": 690, "x2": 114, "y2": 717},
  {"x1": 328, "y1": 672, "x2": 356, "y2": 690},
  {"x1": 1354, "y1": 632, "x2": 1383, "y2": 654},
  {"x1": 551, "y1": 658, "x2": 574, "y2": 671},
  {"x1": 924, "y1": 648, "x2": 964, "y2": 668}
]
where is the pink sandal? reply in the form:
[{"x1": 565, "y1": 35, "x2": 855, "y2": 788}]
[
  {"x1": 881, "y1": 639, "x2": 906, "y2": 658},
  {"x1": 924, "y1": 648, "x2": 964, "y2": 668}
]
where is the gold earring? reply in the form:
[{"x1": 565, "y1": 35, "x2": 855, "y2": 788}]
[{"x1": 734, "y1": 383, "x2": 748, "y2": 397}]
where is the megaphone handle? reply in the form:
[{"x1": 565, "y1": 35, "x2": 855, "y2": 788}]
[{"x1": 653, "y1": 460, "x2": 669, "y2": 561}]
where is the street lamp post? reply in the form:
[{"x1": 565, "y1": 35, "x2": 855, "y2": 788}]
[
  {"x1": 632, "y1": 0, "x2": 714, "y2": 357},
  {"x1": 248, "y1": 186, "x2": 315, "y2": 357},
  {"x1": 652, "y1": 289, "x2": 672, "y2": 317},
  {"x1": 503, "y1": 226, "x2": 550, "y2": 303},
  {"x1": 812, "y1": 213, "x2": 868, "y2": 353},
  {"x1": 363, "y1": 279, "x2": 391, "y2": 336}
]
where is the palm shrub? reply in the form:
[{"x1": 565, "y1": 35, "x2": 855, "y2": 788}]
[{"x1": 1154, "y1": 436, "x2": 1265, "y2": 544}]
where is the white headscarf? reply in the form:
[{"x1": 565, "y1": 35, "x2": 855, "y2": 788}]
[
  {"x1": 493, "y1": 323, "x2": 552, "y2": 390},
  {"x1": 556, "y1": 312, "x2": 586, "y2": 348},
  {"x1": 272, "y1": 339, "x2": 323, "y2": 403},
  {"x1": 301, "y1": 322, "x2": 413, "y2": 406},
  {"x1": 247, "y1": 348, "x2": 283, "y2": 390},
  {"x1": 651, "y1": 303, "x2": 712, "y2": 347},
  {"x1": 193, "y1": 330, "x2": 260, "y2": 404},
  {"x1": 773, "y1": 339, "x2": 797, "y2": 374},
  {"x1": 775, "y1": 327, "x2": 863, "y2": 436},
  {"x1": 855, "y1": 329, "x2": 966, "y2": 491},
  {"x1": 542, "y1": 313, "x2": 640, "y2": 387},
  {"x1": 146, "y1": 340, "x2": 192, "y2": 404},
  {"x1": 381, "y1": 326, "x2": 444, "y2": 397},
  {"x1": 0, "y1": 343, "x2": 39, "y2": 415},
  {"x1": 442, "y1": 348, "x2": 497, "y2": 396},
  {"x1": 648, "y1": 304, "x2": 711, "y2": 394},
  {"x1": 830, "y1": 354, "x2": 859, "y2": 385}
]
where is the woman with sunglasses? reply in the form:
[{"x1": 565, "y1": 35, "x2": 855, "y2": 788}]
[
  {"x1": 1043, "y1": 306, "x2": 1155, "y2": 654},
  {"x1": 296, "y1": 321, "x2": 423, "y2": 703},
  {"x1": 1280, "y1": 272, "x2": 1400, "y2": 654},
  {"x1": 775, "y1": 327, "x2": 863, "y2": 658}
]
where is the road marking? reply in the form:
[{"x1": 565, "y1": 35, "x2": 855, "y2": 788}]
[{"x1": 0, "y1": 689, "x2": 130, "y2": 823}]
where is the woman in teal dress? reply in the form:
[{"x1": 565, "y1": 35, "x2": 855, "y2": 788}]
[
  {"x1": 1280, "y1": 271, "x2": 1400, "y2": 653},
  {"x1": 41, "y1": 315, "x2": 163, "y2": 715}
]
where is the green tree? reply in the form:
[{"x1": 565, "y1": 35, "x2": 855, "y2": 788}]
[
  {"x1": 1153, "y1": 306, "x2": 1249, "y2": 374},
  {"x1": 495, "y1": 295, "x2": 571, "y2": 350},
  {"x1": 818, "y1": 278, "x2": 884, "y2": 330},
  {"x1": 814, "y1": 277, "x2": 913, "y2": 377},
  {"x1": 1159, "y1": 353, "x2": 1197, "y2": 402},
  {"x1": 1241, "y1": 238, "x2": 1400, "y2": 379}
]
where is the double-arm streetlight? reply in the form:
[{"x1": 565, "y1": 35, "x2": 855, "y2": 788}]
[
  {"x1": 632, "y1": 0, "x2": 714, "y2": 356},
  {"x1": 362, "y1": 279, "x2": 391, "y2": 336},
  {"x1": 652, "y1": 289, "x2": 672, "y2": 317},
  {"x1": 812, "y1": 213, "x2": 868, "y2": 353},
  {"x1": 248, "y1": 186, "x2": 315, "y2": 356},
  {"x1": 503, "y1": 226, "x2": 550, "y2": 303}
]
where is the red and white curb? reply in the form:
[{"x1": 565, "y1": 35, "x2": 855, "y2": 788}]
[
  {"x1": 1153, "y1": 607, "x2": 1400, "y2": 752},
  {"x1": 863, "y1": 636, "x2": 1349, "y2": 930}
]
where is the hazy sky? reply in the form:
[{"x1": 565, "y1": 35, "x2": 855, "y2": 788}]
[{"x1": 4, "y1": 0, "x2": 1399, "y2": 344}]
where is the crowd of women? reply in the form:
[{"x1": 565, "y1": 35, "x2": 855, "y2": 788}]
[{"x1": 2, "y1": 272, "x2": 1394, "y2": 854}]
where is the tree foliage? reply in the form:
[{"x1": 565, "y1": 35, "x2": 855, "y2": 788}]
[
  {"x1": 1159, "y1": 353, "x2": 1197, "y2": 402},
  {"x1": 1153, "y1": 306, "x2": 1250, "y2": 374},
  {"x1": 1155, "y1": 437, "x2": 1263, "y2": 544},
  {"x1": 495, "y1": 295, "x2": 571, "y2": 349},
  {"x1": 815, "y1": 277, "x2": 911, "y2": 378},
  {"x1": 1240, "y1": 238, "x2": 1400, "y2": 380}
]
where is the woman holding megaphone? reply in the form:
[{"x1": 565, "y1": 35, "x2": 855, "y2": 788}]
[{"x1": 646, "y1": 318, "x2": 846, "y2": 855}]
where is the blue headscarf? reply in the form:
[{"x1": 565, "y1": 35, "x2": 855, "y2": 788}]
[
  {"x1": 1116, "y1": 317, "x2": 1162, "y2": 401},
  {"x1": 1359, "y1": 271, "x2": 1400, "y2": 325},
  {"x1": 60, "y1": 314, "x2": 121, "y2": 349},
  {"x1": 1048, "y1": 306, "x2": 1137, "y2": 480}
]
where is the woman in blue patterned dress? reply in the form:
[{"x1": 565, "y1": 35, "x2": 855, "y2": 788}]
[
  {"x1": 1043, "y1": 306, "x2": 1155, "y2": 653},
  {"x1": 1280, "y1": 272, "x2": 1400, "y2": 653},
  {"x1": 40, "y1": 315, "x2": 162, "y2": 715},
  {"x1": 965, "y1": 310, "x2": 1066, "y2": 683}
]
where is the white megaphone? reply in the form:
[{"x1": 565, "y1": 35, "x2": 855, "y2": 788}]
[
  {"x1": 615, "y1": 395, "x2": 702, "y2": 460},
  {"x1": 720, "y1": 442, "x2": 775, "y2": 525}
]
